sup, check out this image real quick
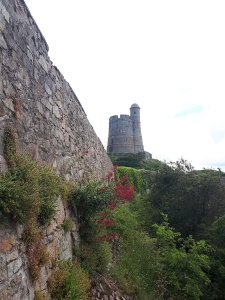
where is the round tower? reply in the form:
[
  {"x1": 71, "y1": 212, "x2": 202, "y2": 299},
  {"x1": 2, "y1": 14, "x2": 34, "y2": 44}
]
[
  {"x1": 130, "y1": 103, "x2": 144, "y2": 153},
  {"x1": 107, "y1": 114, "x2": 134, "y2": 153}
]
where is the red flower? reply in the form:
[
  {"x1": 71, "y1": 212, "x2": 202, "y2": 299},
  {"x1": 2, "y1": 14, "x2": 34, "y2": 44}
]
[
  {"x1": 107, "y1": 202, "x2": 117, "y2": 210},
  {"x1": 104, "y1": 171, "x2": 113, "y2": 180},
  {"x1": 83, "y1": 150, "x2": 89, "y2": 155}
]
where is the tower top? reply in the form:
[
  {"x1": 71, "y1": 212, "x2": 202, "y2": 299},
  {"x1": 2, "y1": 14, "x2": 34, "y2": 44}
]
[{"x1": 130, "y1": 103, "x2": 140, "y2": 109}]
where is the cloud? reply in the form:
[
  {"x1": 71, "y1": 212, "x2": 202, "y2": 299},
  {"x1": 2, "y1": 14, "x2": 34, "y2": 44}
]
[
  {"x1": 173, "y1": 106, "x2": 204, "y2": 118},
  {"x1": 177, "y1": 87, "x2": 192, "y2": 95}
]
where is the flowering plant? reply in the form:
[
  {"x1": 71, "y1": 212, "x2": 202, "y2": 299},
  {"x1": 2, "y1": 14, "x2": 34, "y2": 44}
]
[{"x1": 68, "y1": 165, "x2": 135, "y2": 236}]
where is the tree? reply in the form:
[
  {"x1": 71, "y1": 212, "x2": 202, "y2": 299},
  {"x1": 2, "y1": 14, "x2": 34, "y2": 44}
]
[
  {"x1": 146, "y1": 158, "x2": 225, "y2": 237},
  {"x1": 153, "y1": 214, "x2": 210, "y2": 300}
]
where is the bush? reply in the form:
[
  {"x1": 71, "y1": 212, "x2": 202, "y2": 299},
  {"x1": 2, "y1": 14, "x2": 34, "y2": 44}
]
[
  {"x1": 109, "y1": 202, "x2": 157, "y2": 299},
  {"x1": 115, "y1": 166, "x2": 149, "y2": 193},
  {"x1": 0, "y1": 155, "x2": 40, "y2": 225},
  {"x1": 78, "y1": 241, "x2": 111, "y2": 275},
  {"x1": 61, "y1": 218, "x2": 73, "y2": 233},
  {"x1": 37, "y1": 165, "x2": 60, "y2": 225},
  {"x1": 152, "y1": 214, "x2": 211, "y2": 300},
  {"x1": 34, "y1": 290, "x2": 47, "y2": 300},
  {"x1": 48, "y1": 260, "x2": 91, "y2": 300},
  {"x1": 0, "y1": 126, "x2": 60, "y2": 226}
]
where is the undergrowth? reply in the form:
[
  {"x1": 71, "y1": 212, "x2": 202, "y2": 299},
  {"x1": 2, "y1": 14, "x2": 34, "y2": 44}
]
[
  {"x1": 0, "y1": 126, "x2": 60, "y2": 226},
  {"x1": 47, "y1": 259, "x2": 91, "y2": 300},
  {"x1": 0, "y1": 126, "x2": 61, "y2": 281}
]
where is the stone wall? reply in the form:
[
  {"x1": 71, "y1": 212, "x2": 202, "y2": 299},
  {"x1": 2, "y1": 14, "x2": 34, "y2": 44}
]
[
  {"x1": 0, "y1": 0, "x2": 113, "y2": 299},
  {"x1": 0, "y1": 0, "x2": 112, "y2": 182},
  {"x1": 0, "y1": 201, "x2": 77, "y2": 300}
]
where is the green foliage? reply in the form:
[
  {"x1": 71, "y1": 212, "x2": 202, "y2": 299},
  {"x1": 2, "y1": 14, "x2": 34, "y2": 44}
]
[
  {"x1": 68, "y1": 182, "x2": 111, "y2": 228},
  {"x1": 153, "y1": 214, "x2": 211, "y2": 300},
  {"x1": 140, "y1": 158, "x2": 165, "y2": 171},
  {"x1": 115, "y1": 166, "x2": 149, "y2": 193},
  {"x1": 37, "y1": 166, "x2": 60, "y2": 225},
  {"x1": 34, "y1": 290, "x2": 47, "y2": 300},
  {"x1": 210, "y1": 215, "x2": 225, "y2": 248},
  {"x1": 109, "y1": 153, "x2": 143, "y2": 168},
  {"x1": 109, "y1": 152, "x2": 164, "y2": 172},
  {"x1": 201, "y1": 215, "x2": 225, "y2": 299},
  {"x1": 78, "y1": 241, "x2": 112, "y2": 275},
  {"x1": 109, "y1": 202, "x2": 157, "y2": 299},
  {"x1": 146, "y1": 158, "x2": 225, "y2": 237},
  {"x1": 61, "y1": 218, "x2": 73, "y2": 233},
  {"x1": 22, "y1": 226, "x2": 50, "y2": 281},
  {"x1": 47, "y1": 260, "x2": 91, "y2": 300},
  {"x1": 0, "y1": 155, "x2": 60, "y2": 226},
  {"x1": 0, "y1": 155, "x2": 40, "y2": 225},
  {"x1": 3, "y1": 126, "x2": 17, "y2": 167},
  {"x1": 0, "y1": 126, "x2": 60, "y2": 226},
  {"x1": 59, "y1": 180, "x2": 75, "y2": 202}
]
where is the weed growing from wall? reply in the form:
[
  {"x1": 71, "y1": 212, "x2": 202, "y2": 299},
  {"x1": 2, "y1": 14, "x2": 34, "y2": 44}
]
[
  {"x1": 61, "y1": 218, "x2": 73, "y2": 233},
  {"x1": 34, "y1": 290, "x2": 47, "y2": 300},
  {"x1": 3, "y1": 126, "x2": 17, "y2": 167},
  {"x1": 22, "y1": 226, "x2": 50, "y2": 281}
]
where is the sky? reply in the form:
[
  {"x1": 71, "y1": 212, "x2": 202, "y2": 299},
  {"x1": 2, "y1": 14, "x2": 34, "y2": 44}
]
[{"x1": 24, "y1": 0, "x2": 225, "y2": 170}]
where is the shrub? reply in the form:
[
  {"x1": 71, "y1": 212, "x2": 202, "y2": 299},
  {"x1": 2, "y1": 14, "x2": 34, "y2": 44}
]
[
  {"x1": 109, "y1": 202, "x2": 157, "y2": 299},
  {"x1": 68, "y1": 167, "x2": 135, "y2": 229},
  {"x1": 0, "y1": 155, "x2": 40, "y2": 225},
  {"x1": 37, "y1": 165, "x2": 60, "y2": 225},
  {"x1": 61, "y1": 218, "x2": 73, "y2": 233},
  {"x1": 115, "y1": 166, "x2": 147, "y2": 193},
  {"x1": 3, "y1": 126, "x2": 17, "y2": 166},
  {"x1": 0, "y1": 126, "x2": 60, "y2": 226},
  {"x1": 48, "y1": 260, "x2": 91, "y2": 300},
  {"x1": 34, "y1": 290, "x2": 47, "y2": 300},
  {"x1": 152, "y1": 214, "x2": 211, "y2": 300},
  {"x1": 78, "y1": 241, "x2": 111, "y2": 275},
  {"x1": 23, "y1": 227, "x2": 50, "y2": 281}
]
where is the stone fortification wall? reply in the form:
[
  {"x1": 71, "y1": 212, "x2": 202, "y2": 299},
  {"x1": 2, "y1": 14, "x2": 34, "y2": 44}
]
[
  {"x1": 107, "y1": 114, "x2": 134, "y2": 153},
  {"x1": 0, "y1": 201, "x2": 77, "y2": 300},
  {"x1": 0, "y1": 0, "x2": 113, "y2": 299},
  {"x1": 0, "y1": 0, "x2": 112, "y2": 181}
]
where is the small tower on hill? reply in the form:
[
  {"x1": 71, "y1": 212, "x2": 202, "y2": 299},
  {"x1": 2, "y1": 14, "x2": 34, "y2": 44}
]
[{"x1": 107, "y1": 104, "x2": 151, "y2": 159}]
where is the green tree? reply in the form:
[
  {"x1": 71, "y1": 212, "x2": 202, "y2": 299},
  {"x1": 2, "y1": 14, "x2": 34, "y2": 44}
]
[
  {"x1": 147, "y1": 158, "x2": 225, "y2": 237},
  {"x1": 153, "y1": 214, "x2": 210, "y2": 300},
  {"x1": 202, "y1": 215, "x2": 225, "y2": 299}
]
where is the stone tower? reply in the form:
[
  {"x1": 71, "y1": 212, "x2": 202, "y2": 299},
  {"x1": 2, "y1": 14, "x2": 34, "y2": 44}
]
[
  {"x1": 107, "y1": 103, "x2": 144, "y2": 154},
  {"x1": 130, "y1": 103, "x2": 144, "y2": 153}
]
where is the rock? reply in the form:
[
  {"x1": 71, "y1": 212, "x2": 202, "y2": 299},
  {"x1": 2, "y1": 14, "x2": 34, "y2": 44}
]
[
  {"x1": 6, "y1": 250, "x2": 19, "y2": 263},
  {"x1": 2, "y1": 98, "x2": 14, "y2": 111},
  {"x1": 0, "y1": 103, "x2": 5, "y2": 117},
  {"x1": 7, "y1": 257, "x2": 23, "y2": 277},
  {"x1": 0, "y1": 34, "x2": 8, "y2": 49}
]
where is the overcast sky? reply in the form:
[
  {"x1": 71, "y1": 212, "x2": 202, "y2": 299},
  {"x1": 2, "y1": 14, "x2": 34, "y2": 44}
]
[{"x1": 24, "y1": 0, "x2": 225, "y2": 170}]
